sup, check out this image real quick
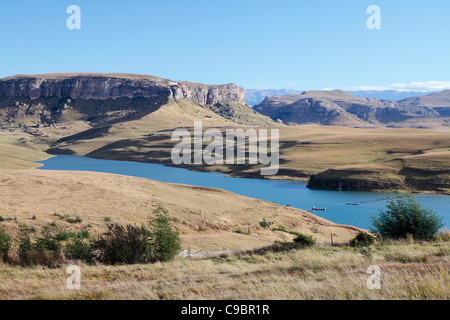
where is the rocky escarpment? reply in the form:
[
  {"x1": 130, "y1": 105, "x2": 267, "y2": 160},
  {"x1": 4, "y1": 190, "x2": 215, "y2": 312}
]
[
  {"x1": 0, "y1": 73, "x2": 245, "y2": 106},
  {"x1": 0, "y1": 73, "x2": 247, "y2": 126}
]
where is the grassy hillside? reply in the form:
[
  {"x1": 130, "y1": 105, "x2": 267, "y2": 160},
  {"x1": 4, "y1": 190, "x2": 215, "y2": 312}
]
[
  {"x1": 0, "y1": 170, "x2": 361, "y2": 251},
  {"x1": 0, "y1": 131, "x2": 51, "y2": 169},
  {"x1": 44, "y1": 98, "x2": 279, "y2": 156},
  {"x1": 0, "y1": 240, "x2": 448, "y2": 299}
]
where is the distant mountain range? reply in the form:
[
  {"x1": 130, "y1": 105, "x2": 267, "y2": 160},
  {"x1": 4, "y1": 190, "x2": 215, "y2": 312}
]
[
  {"x1": 253, "y1": 89, "x2": 450, "y2": 129},
  {"x1": 245, "y1": 89, "x2": 435, "y2": 106},
  {"x1": 1, "y1": 74, "x2": 448, "y2": 132}
]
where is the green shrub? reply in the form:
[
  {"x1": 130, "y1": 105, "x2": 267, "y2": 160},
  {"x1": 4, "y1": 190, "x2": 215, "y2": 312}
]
[
  {"x1": 371, "y1": 194, "x2": 443, "y2": 240},
  {"x1": 92, "y1": 224, "x2": 153, "y2": 265},
  {"x1": 65, "y1": 237, "x2": 92, "y2": 263},
  {"x1": 149, "y1": 205, "x2": 181, "y2": 262},
  {"x1": 56, "y1": 230, "x2": 76, "y2": 241},
  {"x1": 350, "y1": 232, "x2": 375, "y2": 247},
  {"x1": 260, "y1": 219, "x2": 269, "y2": 228},
  {"x1": 293, "y1": 233, "x2": 316, "y2": 247},
  {"x1": 77, "y1": 229, "x2": 91, "y2": 239},
  {"x1": 0, "y1": 226, "x2": 12, "y2": 262},
  {"x1": 34, "y1": 224, "x2": 63, "y2": 253},
  {"x1": 17, "y1": 227, "x2": 34, "y2": 266},
  {"x1": 65, "y1": 216, "x2": 83, "y2": 224}
]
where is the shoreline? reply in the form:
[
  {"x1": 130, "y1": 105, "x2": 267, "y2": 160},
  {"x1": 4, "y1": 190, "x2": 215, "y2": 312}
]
[{"x1": 41, "y1": 151, "x2": 450, "y2": 196}]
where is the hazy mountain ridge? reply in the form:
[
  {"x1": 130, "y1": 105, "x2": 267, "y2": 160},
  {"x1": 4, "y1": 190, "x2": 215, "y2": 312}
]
[
  {"x1": 245, "y1": 89, "x2": 304, "y2": 106},
  {"x1": 253, "y1": 90, "x2": 450, "y2": 128},
  {"x1": 245, "y1": 89, "x2": 436, "y2": 106}
]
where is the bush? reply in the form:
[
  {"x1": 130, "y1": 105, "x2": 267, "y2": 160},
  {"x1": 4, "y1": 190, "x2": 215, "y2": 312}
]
[
  {"x1": 65, "y1": 216, "x2": 83, "y2": 224},
  {"x1": 34, "y1": 224, "x2": 63, "y2": 254},
  {"x1": 371, "y1": 194, "x2": 443, "y2": 240},
  {"x1": 293, "y1": 233, "x2": 316, "y2": 247},
  {"x1": 0, "y1": 226, "x2": 12, "y2": 262},
  {"x1": 260, "y1": 219, "x2": 269, "y2": 228},
  {"x1": 65, "y1": 237, "x2": 93, "y2": 263},
  {"x1": 149, "y1": 205, "x2": 181, "y2": 262},
  {"x1": 17, "y1": 227, "x2": 34, "y2": 266},
  {"x1": 92, "y1": 224, "x2": 153, "y2": 265},
  {"x1": 56, "y1": 230, "x2": 76, "y2": 241},
  {"x1": 350, "y1": 232, "x2": 375, "y2": 247}
]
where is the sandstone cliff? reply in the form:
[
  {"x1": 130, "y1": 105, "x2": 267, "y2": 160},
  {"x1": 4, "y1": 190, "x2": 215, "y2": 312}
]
[
  {"x1": 0, "y1": 73, "x2": 253, "y2": 126},
  {"x1": 0, "y1": 73, "x2": 246, "y2": 106}
]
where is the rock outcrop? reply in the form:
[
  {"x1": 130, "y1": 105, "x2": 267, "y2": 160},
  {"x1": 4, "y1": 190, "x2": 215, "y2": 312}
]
[
  {"x1": 0, "y1": 73, "x2": 246, "y2": 106},
  {"x1": 0, "y1": 73, "x2": 251, "y2": 126}
]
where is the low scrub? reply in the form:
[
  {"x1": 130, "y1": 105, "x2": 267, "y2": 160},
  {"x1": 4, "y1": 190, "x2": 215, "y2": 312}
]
[
  {"x1": 293, "y1": 232, "x2": 316, "y2": 247},
  {"x1": 350, "y1": 232, "x2": 375, "y2": 247},
  {"x1": 0, "y1": 204, "x2": 180, "y2": 267},
  {"x1": 92, "y1": 224, "x2": 153, "y2": 265}
]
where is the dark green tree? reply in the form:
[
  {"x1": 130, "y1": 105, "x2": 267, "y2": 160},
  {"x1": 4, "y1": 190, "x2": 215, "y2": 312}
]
[
  {"x1": 371, "y1": 195, "x2": 443, "y2": 240},
  {"x1": 149, "y1": 205, "x2": 181, "y2": 262}
]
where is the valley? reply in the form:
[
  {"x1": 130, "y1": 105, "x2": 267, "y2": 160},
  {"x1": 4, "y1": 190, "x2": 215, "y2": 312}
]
[{"x1": 1, "y1": 73, "x2": 449, "y2": 194}]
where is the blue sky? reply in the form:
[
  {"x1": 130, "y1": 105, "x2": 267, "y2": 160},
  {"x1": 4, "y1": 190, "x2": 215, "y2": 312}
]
[{"x1": 0, "y1": 0, "x2": 449, "y2": 91}]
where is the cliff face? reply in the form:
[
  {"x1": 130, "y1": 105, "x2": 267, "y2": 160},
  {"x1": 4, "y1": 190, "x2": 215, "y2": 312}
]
[
  {"x1": 0, "y1": 73, "x2": 252, "y2": 127},
  {"x1": 0, "y1": 74, "x2": 246, "y2": 106}
]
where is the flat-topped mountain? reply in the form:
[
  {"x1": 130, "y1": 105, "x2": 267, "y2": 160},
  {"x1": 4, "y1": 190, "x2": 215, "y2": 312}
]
[
  {"x1": 0, "y1": 73, "x2": 245, "y2": 106},
  {"x1": 0, "y1": 73, "x2": 275, "y2": 128},
  {"x1": 254, "y1": 89, "x2": 450, "y2": 128}
]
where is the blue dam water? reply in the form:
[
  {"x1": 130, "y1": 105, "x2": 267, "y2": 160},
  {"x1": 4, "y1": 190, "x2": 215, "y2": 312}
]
[{"x1": 36, "y1": 155, "x2": 449, "y2": 230}]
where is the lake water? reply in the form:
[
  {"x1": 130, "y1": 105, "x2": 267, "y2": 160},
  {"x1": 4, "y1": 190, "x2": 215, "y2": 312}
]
[{"x1": 36, "y1": 155, "x2": 449, "y2": 229}]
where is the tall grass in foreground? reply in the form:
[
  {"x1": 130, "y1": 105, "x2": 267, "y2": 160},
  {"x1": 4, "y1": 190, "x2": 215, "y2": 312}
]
[{"x1": 0, "y1": 240, "x2": 448, "y2": 300}]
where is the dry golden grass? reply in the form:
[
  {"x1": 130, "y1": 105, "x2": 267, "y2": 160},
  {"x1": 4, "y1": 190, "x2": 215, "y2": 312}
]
[
  {"x1": 0, "y1": 242, "x2": 447, "y2": 300},
  {"x1": 0, "y1": 131, "x2": 50, "y2": 170},
  {"x1": 0, "y1": 170, "x2": 361, "y2": 251},
  {"x1": 276, "y1": 125, "x2": 450, "y2": 175},
  {"x1": 49, "y1": 99, "x2": 279, "y2": 156}
]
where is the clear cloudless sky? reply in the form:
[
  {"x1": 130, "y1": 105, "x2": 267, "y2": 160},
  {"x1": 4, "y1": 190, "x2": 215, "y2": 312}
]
[{"x1": 0, "y1": 0, "x2": 449, "y2": 90}]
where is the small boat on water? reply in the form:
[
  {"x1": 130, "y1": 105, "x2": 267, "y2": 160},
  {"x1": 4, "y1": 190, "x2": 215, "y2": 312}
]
[
  {"x1": 312, "y1": 206, "x2": 326, "y2": 211},
  {"x1": 346, "y1": 203, "x2": 359, "y2": 206}
]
